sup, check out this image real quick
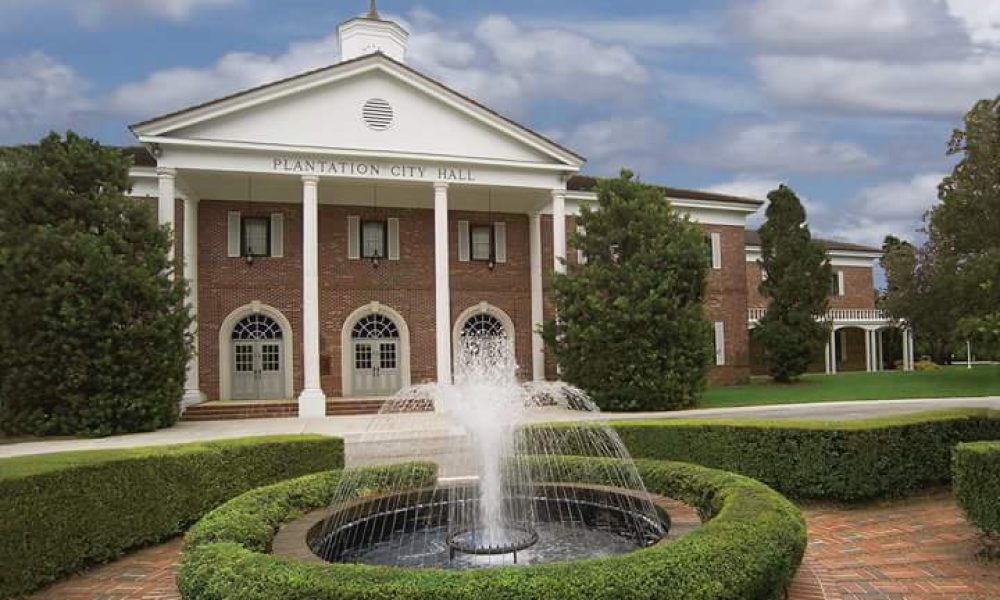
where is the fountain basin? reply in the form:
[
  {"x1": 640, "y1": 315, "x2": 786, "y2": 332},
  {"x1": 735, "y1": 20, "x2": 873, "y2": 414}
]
[{"x1": 294, "y1": 483, "x2": 670, "y2": 569}]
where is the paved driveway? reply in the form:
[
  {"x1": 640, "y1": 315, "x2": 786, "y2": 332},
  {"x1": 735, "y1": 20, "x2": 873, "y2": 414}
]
[{"x1": 2, "y1": 396, "x2": 998, "y2": 459}]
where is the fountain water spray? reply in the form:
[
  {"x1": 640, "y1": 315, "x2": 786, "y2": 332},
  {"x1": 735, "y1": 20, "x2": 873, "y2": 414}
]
[{"x1": 314, "y1": 335, "x2": 667, "y2": 568}]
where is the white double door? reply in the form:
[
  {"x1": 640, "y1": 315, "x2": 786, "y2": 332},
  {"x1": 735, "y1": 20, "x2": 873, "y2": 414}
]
[
  {"x1": 351, "y1": 338, "x2": 401, "y2": 396},
  {"x1": 232, "y1": 339, "x2": 285, "y2": 400}
]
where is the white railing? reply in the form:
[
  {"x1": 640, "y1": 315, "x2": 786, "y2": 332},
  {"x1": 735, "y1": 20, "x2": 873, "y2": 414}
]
[{"x1": 748, "y1": 307, "x2": 890, "y2": 325}]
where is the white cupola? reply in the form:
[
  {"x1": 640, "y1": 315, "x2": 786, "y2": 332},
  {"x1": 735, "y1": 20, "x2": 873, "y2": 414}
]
[{"x1": 338, "y1": 1, "x2": 409, "y2": 63}]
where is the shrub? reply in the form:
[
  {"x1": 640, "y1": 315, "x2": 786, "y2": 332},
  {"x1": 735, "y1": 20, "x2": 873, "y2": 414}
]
[
  {"x1": 544, "y1": 408, "x2": 1000, "y2": 501},
  {"x1": 0, "y1": 435, "x2": 343, "y2": 598},
  {"x1": 0, "y1": 133, "x2": 191, "y2": 436},
  {"x1": 543, "y1": 170, "x2": 713, "y2": 412},
  {"x1": 179, "y1": 458, "x2": 806, "y2": 600},
  {"x1": 914, "y1": 359, "x2": 941, "y2": 372},
  {"x1": 953, "y1": 441, "x2": 1000, "y2": 556}
]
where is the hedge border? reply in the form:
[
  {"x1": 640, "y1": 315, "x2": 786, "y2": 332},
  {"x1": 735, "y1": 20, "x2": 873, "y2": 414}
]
[
  {"x1": 953, "y1": 441, "x2": 1000, "y2": 550},
  {"x1": 603, "y1": 408, "x2": 1000, "y2": 501},
  {"x1": 0, "y1": 435, "x2": 343, "y2": 599},
  {"x1": 179, "y1": 458, "x2": 806, "y2": 600}
]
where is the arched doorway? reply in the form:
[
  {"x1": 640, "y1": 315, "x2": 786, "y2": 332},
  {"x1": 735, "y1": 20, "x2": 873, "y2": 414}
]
[
  {"x1": 219, "y1": 303, "x2": 294, "y2": 401},
  {"x1": 230, "y1": 314, "x2": 286, "y2": 400},
  {"x1": 452, "y1": 303, "x2": 516, "y2": 361},
  {"x1": 347, "y1": 310, "x2": 406, "y2": 397}
]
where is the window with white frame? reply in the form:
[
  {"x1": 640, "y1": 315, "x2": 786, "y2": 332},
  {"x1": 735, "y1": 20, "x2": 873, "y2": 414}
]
[
  {"x1": 361, "y1": 220, "x2": 387, "y2": 259},
  {"x1": 242, "y1": 217, "x2": 271, "y2": 257},
  {"x1": 704, "y1": 232, "x2": 722, "y2": 270},
  {"x1": 470, "y1": 225, "x2": 493, "y2": 262},
  {"x1": 713, "y1": 321, "x2": 726, "y2": 366}
]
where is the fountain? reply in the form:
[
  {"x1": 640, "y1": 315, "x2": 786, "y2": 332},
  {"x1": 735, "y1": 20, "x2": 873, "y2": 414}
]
[{"x1": 311, "y1": 335, "x2": 669, "y2": 568}]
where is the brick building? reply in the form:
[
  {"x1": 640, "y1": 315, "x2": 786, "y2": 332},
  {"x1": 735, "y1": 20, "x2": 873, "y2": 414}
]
[{"x1": 125, "y1": 5, "x2": 912, "y2": 417}]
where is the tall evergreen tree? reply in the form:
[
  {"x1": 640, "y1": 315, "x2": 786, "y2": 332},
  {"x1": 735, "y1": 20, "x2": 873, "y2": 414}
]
[
  {"x1": 543, "y1": 170, "x2": 712, "y2": 411},
  {"x1": 0, "y1": 132, "x2": 192, "y2": 436},
  {"x1": 755, "y1": 185, "x2": 832, "y2": 382}
]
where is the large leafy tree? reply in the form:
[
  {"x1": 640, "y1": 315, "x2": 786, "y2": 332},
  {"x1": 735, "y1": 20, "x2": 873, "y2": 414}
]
[
  {"x1": 755, "y1": 185, "x2": 832, "y2": 382},
  {"x1": 543, "y1": 170, "x2": 712, "y2": 411},
  {"x1": 0, "y1": 133, "x2": 192, "y2": 436},
  {"x1": 879, "y1": 235, "x2": 962, "y2": 363},
  {"x1": 927, "y1": 96, "x2": 1000, "y2": 354}
]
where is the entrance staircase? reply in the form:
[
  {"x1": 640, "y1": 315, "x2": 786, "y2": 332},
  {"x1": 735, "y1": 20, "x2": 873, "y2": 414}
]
[{"x1": 180, "y1": 398, "x2": 389, "y2": 421}]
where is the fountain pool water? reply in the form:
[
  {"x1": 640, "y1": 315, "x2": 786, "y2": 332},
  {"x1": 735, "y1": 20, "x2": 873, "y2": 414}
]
[{"x1": 312, "y1": 336, "x2": 668, "y2": 568}]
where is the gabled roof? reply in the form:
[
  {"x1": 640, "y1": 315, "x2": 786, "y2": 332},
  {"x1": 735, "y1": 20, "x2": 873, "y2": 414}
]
[
  {"x1": 744, "y1": 229, "x2": 881, "y2": 254},
  {"x1": 130, "y1": 52, "x2": 584, "y2": 167}
]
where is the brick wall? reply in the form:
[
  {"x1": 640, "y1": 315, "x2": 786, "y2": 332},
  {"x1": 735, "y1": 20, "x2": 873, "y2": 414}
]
[
  {"x1": 746, "y1": 261, "x2": 876, "y2": 310},
  {"x1": 704, "y1": 225, "x2": 751, "y2": 386},
  {"x1": 176, "y1": 199, "x2": 759, "y2": 399}
]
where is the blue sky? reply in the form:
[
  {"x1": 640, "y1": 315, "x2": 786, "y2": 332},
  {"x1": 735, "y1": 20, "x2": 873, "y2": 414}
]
[{"x1": 3, "y1": 0, "x2": 1000, "y2": 246}]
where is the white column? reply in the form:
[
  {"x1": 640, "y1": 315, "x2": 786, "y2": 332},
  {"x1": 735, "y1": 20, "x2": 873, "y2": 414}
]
[
  {"x1": 864, "y1": 329, "x2": 873, "y2": 373},
  {"x1": 824, "y1": 340, "x2": 832, "y2": 374},
  {"x1": 878, "y1": 330, "x2": 884, "y2": 372},
  {"x1": 181, "y1": 197, "x2": 203, "y2": 408},
  {"x1": 434, "y1": 182, "x2": 453, "y2": 385},
  {"x1": 157, "y1": 167, "x2": 177, "y2": 268},
  {"x1": 907, "y1": 329, "x2": 915, "y2": 371},
  {"x1": 529, "y1": 212, "x2": 545, "y2": 381},
  {"x1": 829, "y1": 328, "x2": 838, "y2": 374},
  {"x1": 968, "y1": 340, "x2": 973, "y2": 369},
  {"x1": 901, "y1": 329, "x2": 911, "y2": 371},
  {"x1": 552, "y1": 189, "x2": 567, "y2": 274},
  {"x1": 298, "y1": 175, "x2": 326, "y2": 417}
]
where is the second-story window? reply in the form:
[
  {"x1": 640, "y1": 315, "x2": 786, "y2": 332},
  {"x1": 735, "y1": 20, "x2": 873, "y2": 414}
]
[
  {"x1": 361, "y1": 220, "x2": 387, "y2": 259},
  {"x1": 470, "y1": 224, "x2": 493, "y2": 262},
  {"x1": 242, "y1": 217, "x2": 271, "y2": 258},
  {"x1": 830, "y1": 270, "x2": 845, "y2": 296},
  {"x1": 704, "y1": 232, "x2": 722, "y2": 270}
]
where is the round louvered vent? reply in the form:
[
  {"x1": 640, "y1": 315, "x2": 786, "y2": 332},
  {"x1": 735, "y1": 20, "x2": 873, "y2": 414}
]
[{"x1": 362, "y1": 98, "x2": 394, "y2": 131}]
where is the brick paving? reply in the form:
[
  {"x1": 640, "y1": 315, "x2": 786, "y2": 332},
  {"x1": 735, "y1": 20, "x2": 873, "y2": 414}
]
[
  {"x1": 796, "y1": 490, "x2": 1000, "y2": 600},
  {"x1": 23, "y1": 491, "x2": 997, "y2": 600}
]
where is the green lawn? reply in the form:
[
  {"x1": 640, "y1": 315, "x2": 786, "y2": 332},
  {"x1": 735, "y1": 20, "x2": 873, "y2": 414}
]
[{"x1": 700, "y1": 365, "x2": 1000, "y2": 409}]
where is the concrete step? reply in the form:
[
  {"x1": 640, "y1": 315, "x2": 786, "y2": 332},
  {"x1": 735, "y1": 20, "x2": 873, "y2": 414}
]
[{"x1": 179, "y1": 399, "x2": 392, "y2": 421}]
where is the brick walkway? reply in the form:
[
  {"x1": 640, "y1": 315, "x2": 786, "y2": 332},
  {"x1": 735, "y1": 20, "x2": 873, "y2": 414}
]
[
  {"x1": 800, "y1": 490, "x2": 1000, "y2": 600},
  {"x1": 24, "y1": 492, "x2": 997, "y2": 600}
]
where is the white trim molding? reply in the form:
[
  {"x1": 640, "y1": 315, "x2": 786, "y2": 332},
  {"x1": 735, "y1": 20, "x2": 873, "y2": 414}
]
[
  {"x1": 218, "y1": 302, "x2": 295, "y2": 402},
  {"x1": 340, "y1": 302, "x2": 412, "y2": 397}
]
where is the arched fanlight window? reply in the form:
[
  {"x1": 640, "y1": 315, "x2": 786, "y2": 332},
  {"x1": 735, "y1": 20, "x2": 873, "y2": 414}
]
[
  {"x1": 232, "y1": 314, "x2": 283, "y2": 340},
  {"x1": 352, "y1": 314, "x2": 401, "y2": 339},
  {"x1": 461, "y1": 313, "x2": 507, "y2": 339}
]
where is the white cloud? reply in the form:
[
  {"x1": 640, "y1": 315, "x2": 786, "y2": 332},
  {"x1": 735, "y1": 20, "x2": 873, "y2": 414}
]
[
  {"x1": 553, "y1": 116, "x2": 669, "y2": 175},
  {"x1": 1, "y1": 0, "x2": 242, "y2": 27},
  {"x1": 684, "y1": 121, "x2": 878, "y2": 174},
  {"x1": 826, "y1": 172, "x2": 944, "y2": 245},
  {"x1": 111, "y1": 34, "x2": 342, "y2": 118},
  {"x1": 532, "y1": 16, "x2": 722, "y2": 49},
  {"x1": 704, "y1": 176, "x2": 826, "y2": 229},
  {"x1": 111, "y1": 11, "x2": 653, "y2": 122},
  {"x1": 713, "y1": 172, "x2": 944, "y2": 245},
  {"x1": 754, "y1": 54, "x2": 1000, "y2": 117},
  {"x1": 0, "y1": 52, "x2": 93, "y2": 143},
  {"x1": 946, "y1": 0, "x2": 1000, "y2": 47},
  {"x1": 735, "y1": 0, "x2": 969, "y2": 59}
]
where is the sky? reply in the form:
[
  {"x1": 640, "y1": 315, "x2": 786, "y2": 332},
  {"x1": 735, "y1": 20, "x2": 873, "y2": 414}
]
[{"x1": 2, "y1": 0, "x2": 1000, "y2": 247}]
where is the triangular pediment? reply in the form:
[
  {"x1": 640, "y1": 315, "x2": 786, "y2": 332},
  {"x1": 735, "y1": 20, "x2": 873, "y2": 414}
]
[{"x1": 132, "y1": 55, "x2": 583, "y2": 168}]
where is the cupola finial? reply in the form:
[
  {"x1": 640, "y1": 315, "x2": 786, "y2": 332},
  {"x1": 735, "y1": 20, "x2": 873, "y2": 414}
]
[{"x1": 367, "y1": 0, "x2": 380, "y2": 19}]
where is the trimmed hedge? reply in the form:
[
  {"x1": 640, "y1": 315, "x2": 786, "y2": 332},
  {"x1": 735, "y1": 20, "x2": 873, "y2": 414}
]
[
  {"x1": 179, "y1": 458, "x2": 806, "y2": 600},
  {"x1": 0, "y1": 435, "x2": 343, "y2": 599},
  {"x1": 604, "y1": 409, "x2": 1000, "y2": 501},
  {"x1": 953, "y1": 441, "x2": 1000, "y2": 549}
]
